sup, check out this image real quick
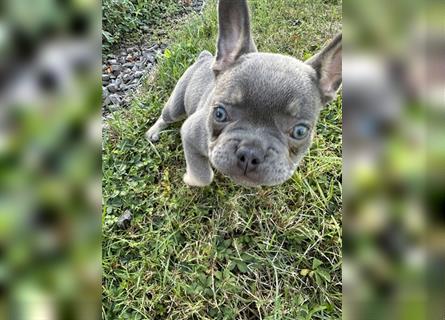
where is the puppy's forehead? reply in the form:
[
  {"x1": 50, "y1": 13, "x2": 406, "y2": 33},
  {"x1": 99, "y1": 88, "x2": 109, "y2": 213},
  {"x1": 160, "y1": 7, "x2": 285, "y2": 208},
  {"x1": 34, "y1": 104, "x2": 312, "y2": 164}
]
[
  {"x1": 214, "y1": 53, "x2": 320, "y2": 115},
  {"x1": 213, "y1": 80, "x2": 244, "y2": 105}
]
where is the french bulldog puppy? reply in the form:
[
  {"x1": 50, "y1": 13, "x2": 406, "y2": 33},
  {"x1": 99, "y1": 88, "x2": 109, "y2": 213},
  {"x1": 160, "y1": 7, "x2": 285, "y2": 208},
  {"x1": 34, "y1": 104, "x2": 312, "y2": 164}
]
[{"x1": 146, "y1": 0, "x2": 342, "y2": 187}]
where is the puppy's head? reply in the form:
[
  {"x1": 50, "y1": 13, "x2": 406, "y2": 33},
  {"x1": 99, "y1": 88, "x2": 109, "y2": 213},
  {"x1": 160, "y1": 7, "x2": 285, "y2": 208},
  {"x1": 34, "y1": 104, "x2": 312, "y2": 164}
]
[{"x1": 208, "y1": 0, "x2": 342, "y2": 186}]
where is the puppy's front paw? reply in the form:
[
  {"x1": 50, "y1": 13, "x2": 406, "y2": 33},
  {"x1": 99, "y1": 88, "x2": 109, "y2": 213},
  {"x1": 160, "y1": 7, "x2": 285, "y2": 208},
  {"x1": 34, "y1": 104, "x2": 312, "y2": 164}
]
[
  {"x1": 145, "y1": 127, "x2": 160, "y2": 142},
  {"x1": 146, "y1": 118, "x2": 168, "y2": 142},
  {"x1": 183, "y1": 173, "x2": 212, "y2": 187}
]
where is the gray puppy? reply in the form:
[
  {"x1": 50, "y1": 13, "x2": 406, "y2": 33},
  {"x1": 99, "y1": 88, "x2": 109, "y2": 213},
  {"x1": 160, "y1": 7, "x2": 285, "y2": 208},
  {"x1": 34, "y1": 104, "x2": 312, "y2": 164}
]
[{"x1": 146, "y1": 0, "x2": 342, "y2": 187}]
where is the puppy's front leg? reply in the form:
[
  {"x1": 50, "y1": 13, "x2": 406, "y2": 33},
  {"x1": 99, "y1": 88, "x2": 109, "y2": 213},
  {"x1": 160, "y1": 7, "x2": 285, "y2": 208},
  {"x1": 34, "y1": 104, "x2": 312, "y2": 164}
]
[
  {"x1": 182, "y1": 141, "x2": 214, "y2": 187},
  {"x1": 181, "y1": 116, "x2": 213, "y2": 187}
]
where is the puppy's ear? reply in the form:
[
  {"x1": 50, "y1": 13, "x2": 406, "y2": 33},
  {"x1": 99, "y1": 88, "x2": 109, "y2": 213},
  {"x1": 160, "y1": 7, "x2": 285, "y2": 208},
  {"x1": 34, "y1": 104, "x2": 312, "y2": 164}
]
[
  {"x1": 212, "y1": 0, "x2": 257, "y2": 74},
  {"x1": 306, "y1": 33, "x2": 342, "y2": 105}
]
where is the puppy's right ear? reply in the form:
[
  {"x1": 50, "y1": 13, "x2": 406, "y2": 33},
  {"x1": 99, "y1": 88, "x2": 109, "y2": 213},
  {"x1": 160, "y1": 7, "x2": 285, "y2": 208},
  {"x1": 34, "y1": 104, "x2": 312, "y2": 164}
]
[
  {"x1": 306, "y1": 33, "x2": 342, "y2": 105},
  {"x1": 212, "y1": 0, "x2": 257, "y2": 74}
]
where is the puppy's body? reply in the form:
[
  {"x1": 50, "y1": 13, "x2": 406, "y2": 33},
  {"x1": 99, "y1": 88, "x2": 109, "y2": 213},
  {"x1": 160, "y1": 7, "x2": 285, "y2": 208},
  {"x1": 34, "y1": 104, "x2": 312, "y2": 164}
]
[
  {"x1": 146, "y1": 51, "x2": 216, "y2": 186},
  {"x1": 147, "y1": 0, "x2": 342, "y2": 187}
]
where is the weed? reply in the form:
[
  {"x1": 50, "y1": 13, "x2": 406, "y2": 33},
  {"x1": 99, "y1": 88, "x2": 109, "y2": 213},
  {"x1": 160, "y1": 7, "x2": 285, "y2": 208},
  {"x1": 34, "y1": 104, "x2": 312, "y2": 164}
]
[{"x1": 102, "y1": 0, "x2": 184, "y2": 51}]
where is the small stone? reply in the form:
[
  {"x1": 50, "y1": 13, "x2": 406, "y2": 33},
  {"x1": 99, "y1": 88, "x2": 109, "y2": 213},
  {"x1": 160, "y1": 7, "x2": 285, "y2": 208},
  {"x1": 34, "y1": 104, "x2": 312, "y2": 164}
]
[
  {"x1": 107, "y1": 83, "x2": 118, "y2": 93},
  {"x1": 126, "y1": 54, "x2": 133, "y2": 62},
  {"x1": 147, "y1": 44, "x2": 159, "y2": 52},
  {"x1": 102, "y1": 87, "x2": 109, "y2": 99},
  {"x1": 144, "y1": 53, "x2": 155, "y2": 64},
  {"x1": 103, "y1": 96, "x2": 111, "y2": 106},
  {"x1": 123, "y1": 62, "x2": 133, "y2": 68},
  {"x1": 108, "y1": 103, "x2": 121, "y2": 112},
  {"x1": 102, "y1": 74, "x2": 110, "y2": 81},
  {"x1": 134, "y1": 71, "x2": 144, "y2": 78},
  {"x1": 111, "y1": 64, "x2": 121, "y2": 74},
  {"x1": 123, "y1": 74, "x2": 134, "y2": 83},
  {"x1": 108, "y1": 94, "x2": 121, "y2": 105},
  {"x1": 108, "y1": 59, "x2": 117, "y2": 65},
  {"x1": 291, "y1": 19, "x2": 302, "y2": 27}
]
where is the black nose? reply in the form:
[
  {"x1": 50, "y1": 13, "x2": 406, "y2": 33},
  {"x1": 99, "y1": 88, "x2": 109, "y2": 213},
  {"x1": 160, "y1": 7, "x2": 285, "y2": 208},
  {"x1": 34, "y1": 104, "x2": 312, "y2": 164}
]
[{"x1": 236, "y1": 146, "x2": 264, "y2": 173}]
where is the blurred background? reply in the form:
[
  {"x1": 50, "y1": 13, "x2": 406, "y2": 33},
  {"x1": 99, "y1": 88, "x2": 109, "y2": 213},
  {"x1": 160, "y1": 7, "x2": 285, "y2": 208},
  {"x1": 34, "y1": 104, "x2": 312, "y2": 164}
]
[
  {"x1": 1, "y1": 0, "x2": 444, "y2": 318},
  {"x1": 0, "y1": 0, "x2": 101, "y2": 319},
  {"x1": 343, "y1": 0, "x2": 445, "y2": 319}
]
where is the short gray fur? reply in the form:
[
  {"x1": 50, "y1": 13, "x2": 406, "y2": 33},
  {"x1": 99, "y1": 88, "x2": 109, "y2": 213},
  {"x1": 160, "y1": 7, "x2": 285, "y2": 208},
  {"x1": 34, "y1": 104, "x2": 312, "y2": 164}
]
[{"x1": 146, "y1": 0, "x2": 342, "y2": 187}]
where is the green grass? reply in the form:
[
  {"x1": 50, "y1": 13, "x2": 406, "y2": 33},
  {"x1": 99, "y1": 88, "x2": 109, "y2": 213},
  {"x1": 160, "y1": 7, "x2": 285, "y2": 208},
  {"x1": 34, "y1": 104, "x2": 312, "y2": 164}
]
[
  {"x1": 102, "y1": 0, "x2": 342, "y2": 319},
  {"x1": 102, "y1": 0, "x2": 185, "y2": 51}
]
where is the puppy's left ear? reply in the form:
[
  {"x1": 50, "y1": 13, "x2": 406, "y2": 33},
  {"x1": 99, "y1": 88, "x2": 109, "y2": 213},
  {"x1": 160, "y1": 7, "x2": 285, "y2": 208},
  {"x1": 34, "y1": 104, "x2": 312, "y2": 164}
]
[
  {"x1": 306, "y1": 33, "x2": 342, "y2": 105},
  {"x1": 212, "y1": 0, "x2": 257, "y2": 74}
]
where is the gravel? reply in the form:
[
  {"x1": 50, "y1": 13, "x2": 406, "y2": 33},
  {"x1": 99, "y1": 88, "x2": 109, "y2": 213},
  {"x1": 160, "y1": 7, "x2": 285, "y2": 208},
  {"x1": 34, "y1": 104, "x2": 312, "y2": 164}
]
[{"x1": 102, "y1": 0, "x2": 206, "y2": 115}]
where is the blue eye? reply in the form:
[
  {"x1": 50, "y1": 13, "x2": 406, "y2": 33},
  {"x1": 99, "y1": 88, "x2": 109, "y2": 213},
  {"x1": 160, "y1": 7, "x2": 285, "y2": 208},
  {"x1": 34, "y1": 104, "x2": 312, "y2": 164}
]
[
  {"x1": 292, "y1": 124, "x2": 309, "y2": 139},
  {"x1": 214, "y1": 105, "x2": 228, "y2": 122}
]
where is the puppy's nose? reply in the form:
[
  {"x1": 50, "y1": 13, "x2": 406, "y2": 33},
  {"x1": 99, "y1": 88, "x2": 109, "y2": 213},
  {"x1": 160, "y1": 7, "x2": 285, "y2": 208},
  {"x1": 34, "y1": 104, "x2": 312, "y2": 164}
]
[{"x1": 236, "y1": 146, "x2": 264, "y2": 173}]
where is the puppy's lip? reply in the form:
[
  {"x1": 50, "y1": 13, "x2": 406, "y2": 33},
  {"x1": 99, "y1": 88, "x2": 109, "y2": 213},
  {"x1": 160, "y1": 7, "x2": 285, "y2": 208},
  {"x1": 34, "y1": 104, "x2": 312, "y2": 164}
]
[
  {"x1": 211, "y1": 159, "x2": 285, "y2": 186},
  {"x1": 211, "y1": 166, "x2": 259, "y2": 186},
  {"x1": 230, "y1": 175, "x2": 262, "y2": 187},
  {"x1": 229, "y1": 168, "x2": 293, "y2": 186},
  {"x1": 227, "y1": 170, "x2": 270, "y2": 186},
  {"x1": 230, "y1": 175, "x2": 285, "y2": 187}
]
